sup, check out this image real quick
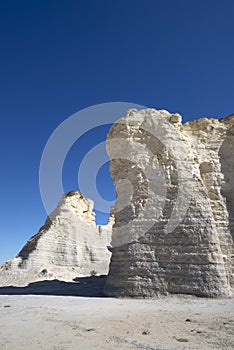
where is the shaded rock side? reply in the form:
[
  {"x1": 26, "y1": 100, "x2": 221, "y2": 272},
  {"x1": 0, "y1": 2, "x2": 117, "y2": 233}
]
[
  {"x1": 0, "y1": 191, "x2": 112, "y2": 286},
  {"x1": 105, "y1": 108, "x2": 234, "y2": 298}
]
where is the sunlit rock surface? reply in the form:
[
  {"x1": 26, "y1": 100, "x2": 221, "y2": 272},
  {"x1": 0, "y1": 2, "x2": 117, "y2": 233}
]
[{"x1": 105, "y1": 109, "x2": 234, "y2": 298}]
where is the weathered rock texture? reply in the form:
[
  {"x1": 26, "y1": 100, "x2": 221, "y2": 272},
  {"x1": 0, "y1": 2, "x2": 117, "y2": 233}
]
[
  {"x1": 105, "y1": 109, "x2": 234, "y2": 298},
  {"x1": 0, "y1": 191, "x2": 112, "y2": 286}
]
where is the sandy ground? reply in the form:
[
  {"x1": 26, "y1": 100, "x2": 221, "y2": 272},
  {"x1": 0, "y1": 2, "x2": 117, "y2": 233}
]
[{"x1": 0, "y1": 294, "x2": 233, "y2": 350}]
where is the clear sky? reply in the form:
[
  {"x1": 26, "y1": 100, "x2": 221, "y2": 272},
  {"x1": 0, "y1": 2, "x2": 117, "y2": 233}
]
[{"x1": 0, "y1": 0, "x2": 234, "y2": 264}]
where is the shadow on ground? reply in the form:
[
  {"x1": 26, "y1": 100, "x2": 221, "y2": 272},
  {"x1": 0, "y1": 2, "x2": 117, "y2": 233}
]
[{"x1": 0, "y1": 275, "x2": 108, "y2": 297}]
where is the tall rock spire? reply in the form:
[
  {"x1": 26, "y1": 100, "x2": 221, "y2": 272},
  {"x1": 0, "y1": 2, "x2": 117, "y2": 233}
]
[
  {"x1": 0, "y1": 191, "x2": 112, "y2": 286},
  {"x1": 105, "y1": 109, "x2": 234, "y2": 297}
]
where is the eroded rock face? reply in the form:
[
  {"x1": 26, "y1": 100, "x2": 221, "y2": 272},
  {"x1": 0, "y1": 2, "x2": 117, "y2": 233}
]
[
  {"x1": 0, "y1": 191, "x2": 112, "y2": 286},
  {"x1": 105, "y1": 109, "x2": 234, "y2": 297}
]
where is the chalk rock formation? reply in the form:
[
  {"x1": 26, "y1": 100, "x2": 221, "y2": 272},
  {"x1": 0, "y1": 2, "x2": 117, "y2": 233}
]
[
  {"x1": 105, "y1": 109, "x2": 234, "y2": 297},
  {"x1": 0, "y1": 191, "x2": 112, "y2": 286}
]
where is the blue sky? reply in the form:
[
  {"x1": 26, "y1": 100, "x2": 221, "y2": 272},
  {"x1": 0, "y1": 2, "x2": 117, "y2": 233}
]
[{"x1": 0, "y1": 0, "x2": 234, "y2": 263}]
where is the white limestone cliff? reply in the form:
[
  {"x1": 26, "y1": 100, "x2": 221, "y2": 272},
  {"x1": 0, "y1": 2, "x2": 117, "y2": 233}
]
[
  {"x1": 0, "y1": 191, "x2": 112, "y2": 287},
  {"x1": 105, "y1": 109, "x2": 234, "y2": 298}
]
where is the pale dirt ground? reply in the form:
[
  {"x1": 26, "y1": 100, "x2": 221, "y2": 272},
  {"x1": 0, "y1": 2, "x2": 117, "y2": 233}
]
[{"x1": 0, "y1": 294, "x2": 233, "y2": 350}]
